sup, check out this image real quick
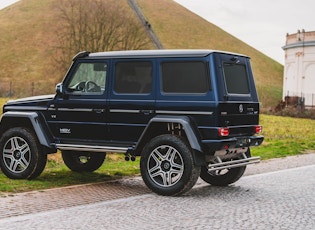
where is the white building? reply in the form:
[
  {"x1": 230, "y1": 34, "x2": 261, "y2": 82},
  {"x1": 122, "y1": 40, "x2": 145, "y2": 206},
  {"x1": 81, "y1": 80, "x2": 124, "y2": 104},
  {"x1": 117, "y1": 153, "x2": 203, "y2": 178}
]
[{"x1": 282, "y1": 30, "x2": 315, "y2": 108}]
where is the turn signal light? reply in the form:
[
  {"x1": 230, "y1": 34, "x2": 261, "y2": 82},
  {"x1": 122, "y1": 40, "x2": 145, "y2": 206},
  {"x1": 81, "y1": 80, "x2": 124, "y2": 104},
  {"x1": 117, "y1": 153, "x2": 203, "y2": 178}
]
[
  {"x1": 218, "y1": 127, "x2": 229, "y2": 137},
  {"x1": 254, "y1": 125, "x2": 262, "y2": 134}
]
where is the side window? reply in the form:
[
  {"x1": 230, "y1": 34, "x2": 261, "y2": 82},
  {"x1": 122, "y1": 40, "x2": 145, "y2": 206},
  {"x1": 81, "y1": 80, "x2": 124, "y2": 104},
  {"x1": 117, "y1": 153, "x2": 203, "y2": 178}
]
[
  {"x1": 114, "y1": 62, "x2": 152, "y2": 94},
  {"x1": 66, "y1": 62, "x2": 107, "y2": 95},
  {"x1": 223, "y1": 63, "x2": 250, "y2": 94},
  {"x1": 161, "y1": 61, "x2": 209, "y2": 94}
]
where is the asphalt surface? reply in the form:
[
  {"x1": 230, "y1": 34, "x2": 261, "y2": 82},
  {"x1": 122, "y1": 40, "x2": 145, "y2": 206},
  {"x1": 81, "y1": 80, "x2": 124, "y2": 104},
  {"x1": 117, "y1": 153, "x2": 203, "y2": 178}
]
[{"x1": 0, "y1": 153, "x2": 315, "y2": 229}]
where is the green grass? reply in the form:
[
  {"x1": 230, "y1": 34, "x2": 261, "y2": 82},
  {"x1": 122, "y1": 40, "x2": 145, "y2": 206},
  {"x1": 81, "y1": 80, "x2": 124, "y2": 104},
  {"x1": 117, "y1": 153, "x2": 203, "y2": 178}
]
[
  {"x1": 0, "y1": 153, "x2": 141, "y2": 194},
  {"x1": 251, "y1": 114, "x2": 315, "y2": 159}
]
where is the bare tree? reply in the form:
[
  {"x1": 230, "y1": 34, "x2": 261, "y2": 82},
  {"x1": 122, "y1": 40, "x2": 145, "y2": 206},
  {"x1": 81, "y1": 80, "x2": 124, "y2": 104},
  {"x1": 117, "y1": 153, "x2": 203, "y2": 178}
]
[{"x1": 54, "y1": 0, "x2": 151, "y2": 73}]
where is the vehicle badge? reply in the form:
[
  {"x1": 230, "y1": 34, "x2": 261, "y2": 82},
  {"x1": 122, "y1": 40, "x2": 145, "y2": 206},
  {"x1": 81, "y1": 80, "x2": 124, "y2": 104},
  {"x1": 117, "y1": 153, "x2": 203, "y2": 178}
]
[
  {"x1": 60, "y1": 128, "x2": 71, "y2": 134},
  {"x1": 239, "y1": 104, "x2": 244, "y2": 113}
]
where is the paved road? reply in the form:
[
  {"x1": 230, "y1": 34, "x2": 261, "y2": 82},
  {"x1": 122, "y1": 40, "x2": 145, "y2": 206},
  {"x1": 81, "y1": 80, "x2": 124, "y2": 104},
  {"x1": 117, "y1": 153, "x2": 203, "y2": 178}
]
[{"x1": 0, "y1": 163, "x2": 314, "y2": 229}]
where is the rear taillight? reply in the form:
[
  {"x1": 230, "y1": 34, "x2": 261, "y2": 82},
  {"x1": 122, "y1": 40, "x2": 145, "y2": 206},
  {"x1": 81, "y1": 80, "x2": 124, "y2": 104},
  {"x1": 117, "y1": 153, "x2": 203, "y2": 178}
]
[
  {"x1": 218, "y1": 127, "x2": 229, "y2": 137},
  {"x1": 254, "y1": 125, "x2": 262, "y2": 134}
]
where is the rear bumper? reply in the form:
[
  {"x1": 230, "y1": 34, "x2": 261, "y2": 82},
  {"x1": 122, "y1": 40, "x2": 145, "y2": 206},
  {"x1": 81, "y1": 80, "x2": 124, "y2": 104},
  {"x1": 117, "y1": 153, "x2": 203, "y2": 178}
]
[
  {"x1": 207, "y1": 153, "x2": 261, "y2": 172},
  {"x1": 201, "y1": 135, "x2": 264, "y2": 153}
]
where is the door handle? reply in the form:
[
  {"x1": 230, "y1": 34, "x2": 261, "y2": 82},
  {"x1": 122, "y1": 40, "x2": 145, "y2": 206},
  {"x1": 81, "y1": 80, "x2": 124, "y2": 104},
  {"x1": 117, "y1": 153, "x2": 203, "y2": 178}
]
[
  {"x1": 140, "y1": 110, "x2": 154, "y2": 115},
  {"x1": 93, "y1": 109, "x2": 105, "y2": 114}
]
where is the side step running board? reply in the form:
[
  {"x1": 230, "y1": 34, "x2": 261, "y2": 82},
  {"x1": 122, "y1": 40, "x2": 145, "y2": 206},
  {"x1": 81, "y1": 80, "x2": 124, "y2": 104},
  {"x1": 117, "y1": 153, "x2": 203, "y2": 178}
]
[
  {"x1": 207, "y1": 153, "x2": 260, "y2": 172},
  {"x1": 56, "y1": 144, "x2": 129, "y2": 153}
]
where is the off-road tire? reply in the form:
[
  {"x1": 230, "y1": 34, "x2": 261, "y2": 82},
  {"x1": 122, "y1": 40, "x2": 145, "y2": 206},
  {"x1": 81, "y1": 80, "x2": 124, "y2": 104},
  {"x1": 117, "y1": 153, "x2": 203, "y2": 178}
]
[
  {"x1": 140, "y1": 134, "x2": 200, "y2": 196},
  {"x1": 0, "y1": 127, "x2": 47, "y2": 179},
  {"x1": 200, "y1": 149, "x2": 251, "y2": 186},
  {"x1": 61, "y1": 151, "x2": 106, "y2": 172},
  {"x1": 200, "y1": 165, "x2": 246, "y2": 186}
]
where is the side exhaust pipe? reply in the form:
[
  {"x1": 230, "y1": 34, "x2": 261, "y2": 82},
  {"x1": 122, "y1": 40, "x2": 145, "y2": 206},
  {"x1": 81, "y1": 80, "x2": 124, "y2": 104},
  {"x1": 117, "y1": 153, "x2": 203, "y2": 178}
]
[{"x1": 125, "y1": 154, "x2": 136, "y2": 161}]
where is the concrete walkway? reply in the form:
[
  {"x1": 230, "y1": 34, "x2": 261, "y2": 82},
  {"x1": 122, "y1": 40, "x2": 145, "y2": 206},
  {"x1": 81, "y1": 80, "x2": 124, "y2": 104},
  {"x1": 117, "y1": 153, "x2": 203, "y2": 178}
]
[
  {"x1": 0, "y1": 153, "x2": 314, "y2": 229},
  {"x1": 0, "y1": 153, "x2": 315, "y2": 220}
]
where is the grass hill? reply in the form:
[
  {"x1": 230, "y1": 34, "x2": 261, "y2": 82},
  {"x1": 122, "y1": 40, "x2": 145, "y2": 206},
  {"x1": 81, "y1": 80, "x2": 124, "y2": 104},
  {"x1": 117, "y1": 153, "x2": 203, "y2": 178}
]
[
  {"x1": 0, "y1": 0, "x2": 283, "y2": 109},
  {"x1": 0, "y1": 0, "x2": 61, "y2": 97}
]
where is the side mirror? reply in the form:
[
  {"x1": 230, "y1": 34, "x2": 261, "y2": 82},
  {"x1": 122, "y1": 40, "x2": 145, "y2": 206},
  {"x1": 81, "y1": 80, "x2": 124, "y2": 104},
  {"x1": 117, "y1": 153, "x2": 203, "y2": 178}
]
[{"x1": 55, "y1": 83, "x2": 64, "y2": 95}]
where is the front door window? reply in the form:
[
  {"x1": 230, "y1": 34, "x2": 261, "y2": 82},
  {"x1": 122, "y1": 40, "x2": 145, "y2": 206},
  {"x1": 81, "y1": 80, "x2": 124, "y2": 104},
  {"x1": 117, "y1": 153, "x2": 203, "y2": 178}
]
[{"x1": 66, "y1": 62, "x2": 107, "y2": 95}]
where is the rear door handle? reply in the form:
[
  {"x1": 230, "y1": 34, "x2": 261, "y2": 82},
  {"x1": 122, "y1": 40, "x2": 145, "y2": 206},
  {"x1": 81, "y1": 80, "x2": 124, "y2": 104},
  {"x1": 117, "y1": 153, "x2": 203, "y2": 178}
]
[
  {"x1": 140, "y1": 110, "x2": 154, "y2": 115},
  {"x1": 93, "y1": 109, "x2": 105, "y2": 114}
]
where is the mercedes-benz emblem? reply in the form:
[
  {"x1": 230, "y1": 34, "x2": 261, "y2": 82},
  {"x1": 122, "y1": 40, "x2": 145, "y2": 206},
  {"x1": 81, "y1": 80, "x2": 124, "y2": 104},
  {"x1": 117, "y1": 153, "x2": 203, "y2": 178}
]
[{"x1": 239, "y1": 104, "x2": 244, "y2": 113}]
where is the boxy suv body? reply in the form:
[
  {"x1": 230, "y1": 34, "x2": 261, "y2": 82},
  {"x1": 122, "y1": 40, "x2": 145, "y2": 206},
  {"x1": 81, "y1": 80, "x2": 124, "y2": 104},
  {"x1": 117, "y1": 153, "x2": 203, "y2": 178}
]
[{"x1": 0, "y1": 50, "x2": 263, "y2": 195}]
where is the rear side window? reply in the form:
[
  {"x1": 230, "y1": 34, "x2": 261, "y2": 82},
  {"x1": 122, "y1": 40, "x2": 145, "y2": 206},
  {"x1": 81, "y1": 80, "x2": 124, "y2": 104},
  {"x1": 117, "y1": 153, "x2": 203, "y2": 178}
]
[
  {"x1": 223, "y1": 63, "x2": 250, "y2": 94},
  {"x1": 115, "y1": 62, "x2": 152, "y2": 94},
  {"x1": 161, "y1": 61, "x2": 209, "y2": 94}
]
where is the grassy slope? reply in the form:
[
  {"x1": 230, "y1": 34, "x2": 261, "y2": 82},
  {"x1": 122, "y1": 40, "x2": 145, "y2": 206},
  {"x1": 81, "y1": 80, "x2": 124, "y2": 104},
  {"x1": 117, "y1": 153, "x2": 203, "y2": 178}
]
[
  {"x1": 137, "y1": 0, "x2": 284, "y2": 109},
  {"x1": 0, "y1": 0, "x2": 283, "y2": 106},
  {"x1": 0, "y1": 0, "x2": 146, "y2": 97},
  {"x1": 0, "y1": 0, "x2": 60, "y2": 96}
]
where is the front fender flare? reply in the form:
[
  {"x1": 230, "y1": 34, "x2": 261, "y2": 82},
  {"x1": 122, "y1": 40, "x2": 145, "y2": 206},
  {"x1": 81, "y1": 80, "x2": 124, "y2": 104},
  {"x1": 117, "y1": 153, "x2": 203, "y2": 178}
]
[{"x1": 0, "y1": 111, "x2": 53, "y2": 149}]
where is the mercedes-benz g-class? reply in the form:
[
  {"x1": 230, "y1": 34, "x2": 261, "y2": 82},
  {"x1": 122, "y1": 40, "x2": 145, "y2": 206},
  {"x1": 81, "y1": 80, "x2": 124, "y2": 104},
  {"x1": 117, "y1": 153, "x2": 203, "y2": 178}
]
[{"x1": 0, "y1": 50, "x2": 263, "y2": 196}]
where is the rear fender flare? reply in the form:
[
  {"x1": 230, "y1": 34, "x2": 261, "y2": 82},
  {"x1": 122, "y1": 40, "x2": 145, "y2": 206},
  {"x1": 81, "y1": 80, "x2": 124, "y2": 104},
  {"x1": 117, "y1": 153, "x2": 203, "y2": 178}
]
[{"x1": 134, "y1": 115, "x2": 203, "y2": 157}]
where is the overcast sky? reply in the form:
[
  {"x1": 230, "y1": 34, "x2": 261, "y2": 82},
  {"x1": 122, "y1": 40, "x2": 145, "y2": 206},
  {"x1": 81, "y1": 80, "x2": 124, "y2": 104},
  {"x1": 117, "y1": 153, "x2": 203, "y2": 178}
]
[
  {"x1": 0, "y1": 0, "x2": 19, "y2": 10},
  {"x1": 174, "y1": 0, "x2": 315, "y2": 64},
  {"x1": 1, "y1": 0, "x2": 314, "y2": 64}
]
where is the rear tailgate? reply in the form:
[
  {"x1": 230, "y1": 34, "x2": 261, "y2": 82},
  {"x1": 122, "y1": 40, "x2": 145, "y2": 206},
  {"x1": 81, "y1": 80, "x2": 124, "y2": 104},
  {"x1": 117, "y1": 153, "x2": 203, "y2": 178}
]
[
  {"x1": 218, "y1": 102, "x2": 260, "y2": 137},
  {"x1": 213, "y1": 52, "x2": 260, "y2": 136}
]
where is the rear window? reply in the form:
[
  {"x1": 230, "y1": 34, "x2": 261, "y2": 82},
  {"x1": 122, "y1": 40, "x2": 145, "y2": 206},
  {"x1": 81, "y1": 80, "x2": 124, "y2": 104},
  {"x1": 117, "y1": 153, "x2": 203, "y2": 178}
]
[
  {"x1": 223, "y1": 63, "x2": 250, "y2": 94},
  {"x1": 161, "y1": 61, "x2": 209, "y2": 94}
]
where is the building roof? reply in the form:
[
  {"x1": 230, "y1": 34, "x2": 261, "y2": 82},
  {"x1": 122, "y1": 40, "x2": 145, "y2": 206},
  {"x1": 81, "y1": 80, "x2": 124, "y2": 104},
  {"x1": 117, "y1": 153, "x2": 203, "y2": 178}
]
[{"x1": 283, "y1": 30, "x2": 315, "y2": 50}]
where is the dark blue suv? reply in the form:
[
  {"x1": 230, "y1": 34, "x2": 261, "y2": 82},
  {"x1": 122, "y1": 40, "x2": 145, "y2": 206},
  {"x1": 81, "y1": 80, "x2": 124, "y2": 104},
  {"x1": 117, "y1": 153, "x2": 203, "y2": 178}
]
[{"x1": 0, "y1": 50, "x2": 263, "y2": 196}]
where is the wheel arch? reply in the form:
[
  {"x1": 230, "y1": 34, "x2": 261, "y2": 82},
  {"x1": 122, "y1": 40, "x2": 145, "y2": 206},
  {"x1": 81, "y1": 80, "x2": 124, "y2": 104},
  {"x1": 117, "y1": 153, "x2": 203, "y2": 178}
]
[
  {"x1": 134, "y1": 115, "x2": 205, "y2": 165},
  {"x1": 0, "y1": 111, "x2": 56, "y2": 153}
]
